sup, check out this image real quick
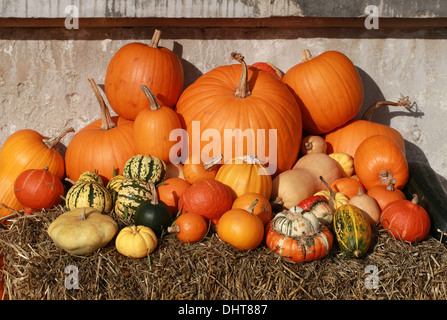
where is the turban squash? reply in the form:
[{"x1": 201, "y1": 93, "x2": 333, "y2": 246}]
[{"x1": 175, "y1": 52, "x2": 302, "y2": 176}]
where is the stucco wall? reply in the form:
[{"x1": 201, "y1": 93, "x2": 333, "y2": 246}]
[{"x1": 1, "y1": 0, "x2": 446, "y2": 184}]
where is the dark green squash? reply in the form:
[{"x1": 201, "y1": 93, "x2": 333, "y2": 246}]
[
  {"x1": 403, "y1": 161, "x2": 447, "y2": 243},
  {"x1": 333, "y1": 204, "x2": 371, "y2": 258},
  {"x1": 133, "y1": 182, "x2": 171, "y2": 237}
]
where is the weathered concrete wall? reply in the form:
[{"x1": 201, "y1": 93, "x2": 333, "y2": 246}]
[{"x1": 1, "y1": 0, "x2": 447, "y2": 184}]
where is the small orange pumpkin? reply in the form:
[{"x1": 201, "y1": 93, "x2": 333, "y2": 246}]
[
  {"x1": 183, "y1": 154, "x2": 222, "y2": 184},
  {"x1": 168, "y1": 211, "x2": 209, "y2": 243},
  {"x1": 367, "y1": 178, "x2": 406, "y2": 211},
  {"x1": 217, "y1": 200, "x2": 265, "y2": 250},
  {"x1": 231, "y1": 192, "x2": 272, "y2": 226},
  {"x1": 330, "y1": 177, "x2": 365, "y2": 199},
  {"x1": 157, "y1": 177, "x2": 190, "y2": 217}
]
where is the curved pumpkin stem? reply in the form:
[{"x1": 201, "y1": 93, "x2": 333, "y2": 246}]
[
  {"x1": 141, "y1": 85, "x2": 162, "y2": 111},
  {"x1": 386, "y1": 178, "x2": 397, "y2": 191},
  {"x1": 319, "y1": 176, "x2": 336, "y2": 201},
  {"x1": 301, "y1": 49, "x2": 313, "y2": 62},
  {"x1": 246, "y1": 199, "x2": 259, "y2": 214},
  {"x1": 88, "y1": 78, "x2": 116, "y2": 130},
  {"x1": 149, "y1": 182, "x2": 159, "y2": 205},
  {"x1": 149, "y1": 29, "x2": 162, "y2": 48},
  {"x1": 231, "y1": 52, "x2": 251, "y2": 98},
  {"x1": 361, "y1": 96, "x2": 411, "y2": 121},
  {"x1": 203, "y1": 154, "x2": 223, "y2": 170},
  {"x1": 42, "y1": 127, "x2": 75, "y2": 150}
]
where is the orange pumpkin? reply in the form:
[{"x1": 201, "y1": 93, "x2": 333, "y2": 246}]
[
  {"x1": 381, "y1": 194, "x2": 431, "y2": 243},
  {"x1": 215, "y1": 155, "x2": 272, "y2": 200},
  {"x1": 0, "y1": 127, "x2": 73, "y2": 219},
  {"x1": 157, "y1": 177, "x2": 190, "y2": 217},
  {"x1": 175, "y1": 52, "x2": 302, "y2": 176},
  {"x1": 65, "y1": 79, "x2": 137, "y2": 185},
  {"x1": 134, "y1": 85, "x2": 183, "y2": 164},
  {"x1": 330, "y1": 177, "x2": 365, "y2": 199},
  {"x1": 14, "y1": 167, "x2": 65, "y2": 214},
  {"x1": 178, "y1": 179, "x2": 233, "y2": 225},
  {"x1": 183, "y1": 154, "x2": 222, "y2": 184},
  {"x1": 168, "y1": 211, "x2": 209, "y2": 243},
  {"x1": 282, "y1": 49, "x2": 363, "y2": 134},
  {"x1": 324, "y1": 98, "x2": 410, "y2": 158},
  {"x1": 105, "y1": 29, "x2": 184, "y2": 120},
  {"x1": 354, "y1": 135, "x2": 409, "y2": 190},
  {"x1": 217, "y1": 200, "x2": 265, "y2": 250},
  {"x1": 366, "y1": 178, "x2": 406, "y2": 211},
  {"x1": 231, "y1": 192, "x2": 272, "y2": 226},
  {"x1": 251, "y1": 62, "x2": 283, "y2": 80}
]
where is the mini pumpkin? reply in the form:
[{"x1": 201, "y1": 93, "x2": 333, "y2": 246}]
[
  {"x1": 231, "y1": 192, "x2": 272, "y2": 226},
  {"x1": 168, "y1": 212, "x2": 209, "y2": 243},
  {"x1": 115, "y1": 225, "x2": 158, "y2": 258},
  {"x1": 47, "y1": 207, "x2": 118, "y2": 255}
]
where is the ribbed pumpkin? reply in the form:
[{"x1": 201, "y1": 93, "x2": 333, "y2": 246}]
[
  {"x1": 115, "y1": 225, "x2": 158, "y2": 259},
  {"x1": 114, "y1": 178, "x2": 152, "y2": 217},
  {"x1": 333, "y1": 204, "x2": 372, "y2": 258},
  {"x1": 265, "y1": 207, "x2": 333, "y2": 262},
  {"x1": 123, "y1": 154, "x2": 167, "y2": 185},
  {"x1": 134, "y1": 85, "x2": 183, "y2": 164},
  {"x1": 282, "y1": 49, "x2": 363, "y2": 134},
  {"x1": 0, "y1": 127, "x2": 73, "y2": 219},
  {"x1": 14, "y1": 167, "x2": 65, "y2": 214},
  {"x1": 65, "y1": 78, "x2": 137, "y2": 185},
  {"x1": 324, "y1": 97, "x2": 410, "y2": 158},
  {"x1": 178, "y1": 179, "x2": 233, "y2": 225},
  {"x1": 354, "y1": 135, "x2": 409, "y2": 190},
  {"x1": 381, "y1": 194, "x2": 431, "y2": 243},
  {"x1": 65, "y1": 181, "x2": 112, "y2": 213},
  {"x1": 215, "y1": 155, "x2": 272, "y2": 200},
  {"x1": 104, "y1": 29, "x2": 184, "y2": 120},
  {"x1": 175, "y1": 52, "x2": 302, "y2": 176}
]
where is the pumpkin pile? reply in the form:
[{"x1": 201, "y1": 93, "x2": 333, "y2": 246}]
[{"x1": 0, "y1": 30, "x2": 444, "y2": 299}]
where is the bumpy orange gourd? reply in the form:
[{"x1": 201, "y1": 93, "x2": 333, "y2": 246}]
[
  {"x1": 0, "y1": 127, "x2": 73, "y2": 219},
  {"x1": 175, "y1": 52, "x2": 302, "y2": 176},
  {"x1": 178, "y1": 179, "x2": 233, "y2": 225},
  {"x1": 65, "y1": 79, "x2": 137, "y2": 185},
  {"x1": 324, "y1": 98, "x2": 410, "y2": 158},
  {"x1": 283, "y1": 49, "x2": 363, "y2": 134},
  {"x1": 354, "y1": 135, "x2": 409, "y2": 190},
  {"x1": 105, "y1": 29, "x2": 184, "y2": 120},
  {"x1": 134, "y1": 85, "x2": 183, "y2": 164},
  {"x1": 14, "y1": 167, "x2": 65, "y2": 214}
]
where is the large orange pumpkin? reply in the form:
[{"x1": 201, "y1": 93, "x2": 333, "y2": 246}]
[
  {"x1": 354, "y1": 135, "x2": 409, "y2": 190},
  {"x1": 282, "y1": 49, "x2": 363, "y2": 134},
  {"x1": 324, "y1": 97, "x2": 410, "y2": 158},
  {"x1": 65, "y1": 79, "x2": 137, "y2": 185},
  {"x1": 104, "y1": 29, "x2": 184, "y2": 120},
  {"x1": 175, "y1": 52, "x2": 302, "y2": 176},
  {"x1": 134, "y1": 85, "x2": 183, "y2": 164},
  {"x1": 0, "y1": 127, "x2": 73, "y2": 219}
]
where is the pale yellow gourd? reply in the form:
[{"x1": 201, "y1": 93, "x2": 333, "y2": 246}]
[
  {"x1": 47, "y1": 207, "x2": 118, "y2": 255},
  {"x1": 115, "y1": 225, "x2": 158, "y2": 258},
  {"x1": 348, "y1": 188, "x2": 381, "y2": 225}
]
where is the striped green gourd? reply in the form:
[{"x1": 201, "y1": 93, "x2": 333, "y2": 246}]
[
  {"x1": 78, "y1": 170, "x2": 104, "y2": 185},
  {"x1": 114, "y1": 178, "x2": 153, "y2": 217},
  {"x1": 106, "y1": 174, "x2": 125, "y2": 204},
  {"x1": 123, "y1": 154, "x2": 166, "y2": 185},
  {"x1": 65, "y1": 181, "x2": 112, "y2": 213},
  {"x1": 333, "y1": 204, "x2": 371, "y2": 258}
]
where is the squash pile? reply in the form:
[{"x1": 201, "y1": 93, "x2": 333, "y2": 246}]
[{"x1": 0, "y1": 29, "x2": 442, "y2": 267}]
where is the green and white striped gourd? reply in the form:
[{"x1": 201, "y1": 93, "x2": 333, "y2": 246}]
[
  {"x1": 123, "y1": 154, "x2": 166, "y2": 185},
  {"x1": 114, "y1": 178, "x2": 153, "y2": 217},
  {"x1": 78, "y1": 170, "x2": 104, "y2": 186},
  {"x1": 65, "y1": 181, "x2": 112, "y2": 213}
]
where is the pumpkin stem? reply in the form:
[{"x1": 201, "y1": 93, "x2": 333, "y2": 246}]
[
  {"x1": 411, "y1": 193, "x2": 419, "y2": 205},
  {"x1": 319, "y1": 176, "x2": 336, "y2": 200},
  {"x1": 42, "y1": 127, "x2": 75, "y2": 150},
  {"x1": 203, "y1": 154, "x2": 223, "y2": 171},
  {"x1": 167, "y1": 225, "x2": 180, "y2": 234},
  {"x1": 88, "y1": 78, "x2": 116, "y2": 130},
  {"x1": 379, "y1": 170, "x2": 394, "y2": 185},
  {"x1": 301, "y1": 49, "x2": 313, "y2": 62},
  {"x1": 386, "y1": 178, "x2": 397, "y2": 191},
  {"x1": 149, "y1": 182, "x2": 159, "y2": 205},
  {"x1": 141, "y1": 85, "x2": 162, "y2": 111},
  {"x1": 361, "y1": 96, "x2": 411, "y2": 121},
  {"x1": 79, "y1": 207, "x2": 87, "y2": 220},
  {"x1": 149, "y1": 29, "x2": 162, "y2": 48},
  {"x1": 231, "y1": 52, "x2": 251, "y2": 98},
  {"x1": 247, "y1": 199, "x2": 259, "y2": 214}
]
